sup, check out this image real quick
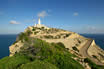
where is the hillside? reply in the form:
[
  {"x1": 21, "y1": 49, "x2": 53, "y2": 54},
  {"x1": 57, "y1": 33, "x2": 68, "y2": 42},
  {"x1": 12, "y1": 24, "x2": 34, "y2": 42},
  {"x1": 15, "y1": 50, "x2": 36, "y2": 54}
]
[
  {"x1": 0, "y1": 25, "x2": 104, "y2": 69},
  {"x1": 0, "y1": 37, "x2": 84, "y2": 69},
  {"x1": 15, "y1": 25, "x2": 104, "y2": 65}
]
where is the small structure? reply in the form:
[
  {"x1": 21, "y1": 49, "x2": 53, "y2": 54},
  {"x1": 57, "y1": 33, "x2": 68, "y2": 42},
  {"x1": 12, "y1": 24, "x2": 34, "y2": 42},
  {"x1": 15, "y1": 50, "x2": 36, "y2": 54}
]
[{"x1": 34, "y1": 17, "x2": 49, "y2": 29}]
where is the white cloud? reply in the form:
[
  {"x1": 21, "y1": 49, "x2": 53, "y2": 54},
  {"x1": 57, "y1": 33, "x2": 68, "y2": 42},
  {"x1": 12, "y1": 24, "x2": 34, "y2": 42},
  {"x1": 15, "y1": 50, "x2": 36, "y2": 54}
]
[
  {"x1": 37, "y1": 11, "x2": 49, "y2": 18},
  {"x1": 84, "y1": 26, "x2": 104, "y2": 34},
  {"x1": 86, "y1": 26, "x2": 96, "y2": 31},
  {"x1": 10, "y1": 20, "x2": 20, "y2": 24},
  {"x1": 73, "y1": 12, "x2": 79, "y2": 16}
]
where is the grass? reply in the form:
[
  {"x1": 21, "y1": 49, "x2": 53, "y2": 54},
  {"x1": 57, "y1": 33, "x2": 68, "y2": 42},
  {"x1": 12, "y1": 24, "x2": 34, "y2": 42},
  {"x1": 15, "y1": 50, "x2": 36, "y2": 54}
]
[
  {"x1": 0, "y1": 55, "x2": 30, "y2": 69},
  {"x1": 19, "y1": 60, "x2": 59, "y2": 69},
  {"x1": 0, "y1": 34, "x2": 84, "y2": 69},
  {"x1": 19, "y1": 38, "x2": 84, "y2": 69}
]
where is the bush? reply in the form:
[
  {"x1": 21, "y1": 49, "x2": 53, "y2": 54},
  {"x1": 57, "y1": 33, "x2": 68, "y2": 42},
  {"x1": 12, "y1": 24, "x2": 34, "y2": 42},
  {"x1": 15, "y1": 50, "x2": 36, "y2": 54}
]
[
  {"x1": 32, "y1": 27, "x2": 36, "y2": 31},
  {"x1": 44, "y1": 35, "x2": 53, "y2": 39},
  {"x1": 72, "y1": 46, "x2": 79, "y2": 52},
  {"x1": 26, "y1": 30, "x2": 32, "y2": 36},
  {"x1": 34, "y1": 31, "x2": 39, "y2": 35},
  {"x1": 41, "y1": 27, "x2": 45, "y2": 30},
  {"x1": 18, "y1": 32, "x2": 26, "y2": 40},
  {"x1": 19, "y1": 60, "x2": 59, "y2": 69},
  {"x1": 18, "y1": 32, "x2": 29, "y2": 42},
  {"x1": 92, "y1": 55, "x2": 97, "y2": 59},
  {"x1": 56, "y1": 42, "x2": 65, "y2": 49},
  {"x1": 0, "y1": 56, "x2": 30, "y2": 69},
  {"x1": 65, "y1": 33, "x2": 71, "y2": 37},
  {"x1": 84, "y1": 58, "x2": 104, "y2": 69}
]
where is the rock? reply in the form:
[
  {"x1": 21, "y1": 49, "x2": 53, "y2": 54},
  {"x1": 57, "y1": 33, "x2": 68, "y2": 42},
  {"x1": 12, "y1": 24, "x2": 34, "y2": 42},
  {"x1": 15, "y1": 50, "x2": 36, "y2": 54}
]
[
  {"x1": 9, "y1": 25, "x2": 104, "y2": 66},
  {"x1": 9, "y1": 41, "x2": 23, "y2": 56}
]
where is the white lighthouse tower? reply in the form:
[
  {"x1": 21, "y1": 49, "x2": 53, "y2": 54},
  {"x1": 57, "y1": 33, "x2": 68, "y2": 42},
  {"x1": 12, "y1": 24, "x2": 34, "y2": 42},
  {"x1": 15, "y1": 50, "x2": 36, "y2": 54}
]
[
  {"x1": 34, "y1": 17, "x2": 49, "y2": 29},
  {"x1": 38, "y1": 17, "x2": 41, "y2": 25}
]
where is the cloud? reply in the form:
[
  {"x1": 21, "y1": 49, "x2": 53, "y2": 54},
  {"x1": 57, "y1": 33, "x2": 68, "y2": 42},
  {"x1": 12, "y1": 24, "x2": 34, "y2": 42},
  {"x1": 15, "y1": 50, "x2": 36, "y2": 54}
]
[
  {"x1": 84, "y1": 26, "x2": 104, "y2": 34},
  {"x1": 10, "y1": 20, "x2": 20, "y2": 24},
  {"x1": 73, "y1": 12, "x2": 79, "y2": 16},
  {"x1": 37, "y1": 11, "x2": 49, "y2": 18},
  {"x1": 86, "y1": 26, "x2": 96, "y2": 31}
]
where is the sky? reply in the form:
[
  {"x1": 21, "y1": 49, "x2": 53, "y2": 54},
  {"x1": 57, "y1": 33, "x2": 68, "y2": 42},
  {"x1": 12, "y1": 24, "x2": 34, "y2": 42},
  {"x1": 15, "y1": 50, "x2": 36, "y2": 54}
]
[{"x1": 0, "y1": 0, "x2": 104, "y2": 34}]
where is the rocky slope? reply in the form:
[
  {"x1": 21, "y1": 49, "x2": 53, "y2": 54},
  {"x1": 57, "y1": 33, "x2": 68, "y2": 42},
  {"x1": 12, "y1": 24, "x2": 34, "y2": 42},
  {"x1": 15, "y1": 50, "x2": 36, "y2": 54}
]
[
  {"x1": 8, "y1": 25, "x2": 104, "y2": 69},
  {"x1": 0, "y1": 35, "x2": 84, "y2": 69}
]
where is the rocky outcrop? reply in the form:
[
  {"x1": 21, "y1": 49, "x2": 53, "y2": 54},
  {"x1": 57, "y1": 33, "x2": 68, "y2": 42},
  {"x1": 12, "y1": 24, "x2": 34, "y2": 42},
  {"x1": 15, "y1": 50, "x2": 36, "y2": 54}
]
[
  {"x1": 87, "y1": 40, "x2": 104, "y2": 64},
  {"x1": 9, "y1": 25, "x2": 104, "y2": 66},
  {"x1": 9, "y1": 41, "x2": 24, "y2": 56}
]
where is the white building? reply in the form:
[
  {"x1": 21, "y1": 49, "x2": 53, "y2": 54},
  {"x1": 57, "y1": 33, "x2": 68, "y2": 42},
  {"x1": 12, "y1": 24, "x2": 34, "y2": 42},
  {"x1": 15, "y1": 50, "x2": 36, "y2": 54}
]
[{"x1": 34, "y1": 17, "x2": 49, "y2": 29}]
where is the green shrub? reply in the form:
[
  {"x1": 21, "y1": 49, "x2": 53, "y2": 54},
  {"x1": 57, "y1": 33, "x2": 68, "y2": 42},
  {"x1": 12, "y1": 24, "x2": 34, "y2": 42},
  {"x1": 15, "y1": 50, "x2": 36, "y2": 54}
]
[
  {"x1": 26, "y1": 30, "x2": 32, "y2": 36},
  {"x1": 65, "y1": 33, "x2": 71, "y2": 37},
  {"x1": 18, "y1": 32, "x2": 29, "y2": 42},
  {"x1": 19, "y1": 60, "x2": 59, "y2": 69},
  {"x1": 41, "y1": 27, "x2": 45, "y2": 30},
  {"x1": 0, "y1": 56, "x2": 30, "y2": 69},
  {"x1": 44, "y1": 35, "x2": 53, "y2": 39},
  {"x1": 92, "y1": 55, "x2": 97, "y2": 59},
  {"x1": 56, "y1": 42, "x2": 65, "y2": 48},
  {"x1": 18, "y1": 32, "x2": 26, "y2": 40},
  {"x1": 72, "y1": 46, "x2": 79, "y2": 52},
  {"x1": 32, "y1": 27, "x2": 36, "y2": 31},
  {"x1": 34, "y1": 31, "x2": 39, "y2": 35},
  {"x1": 84, "y1": 58, "x2": 104, "y2": 69}
]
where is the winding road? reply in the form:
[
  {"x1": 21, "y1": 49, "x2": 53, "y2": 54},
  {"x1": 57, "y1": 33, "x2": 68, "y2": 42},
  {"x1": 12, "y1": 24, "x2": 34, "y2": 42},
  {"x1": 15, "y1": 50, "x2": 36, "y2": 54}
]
[{"x1": 79, "y1": 39, "x2": 104, "y2": 65}]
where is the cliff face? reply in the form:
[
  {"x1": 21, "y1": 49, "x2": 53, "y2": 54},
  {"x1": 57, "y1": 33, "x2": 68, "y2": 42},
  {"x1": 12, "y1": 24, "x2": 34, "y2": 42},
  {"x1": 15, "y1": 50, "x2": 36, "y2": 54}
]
[
  {"x1": 9, "y1": 26, "x2": 87, "y2": 56},
  {"x1": 9, "y1": 41, "x2": 23, "y2": 56},
  {"x1": 9, "y1": 25, "x2": 104, "y2": 66},
  {"x1": 88, "y1": 40, "x2": 104, "y2": 63}
]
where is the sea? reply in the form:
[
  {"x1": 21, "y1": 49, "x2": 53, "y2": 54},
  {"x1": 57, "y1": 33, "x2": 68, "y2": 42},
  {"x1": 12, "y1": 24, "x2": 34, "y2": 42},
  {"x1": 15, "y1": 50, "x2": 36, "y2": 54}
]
[{"x1": 0, "y1": 34, "x2": 104, "y2": 59}]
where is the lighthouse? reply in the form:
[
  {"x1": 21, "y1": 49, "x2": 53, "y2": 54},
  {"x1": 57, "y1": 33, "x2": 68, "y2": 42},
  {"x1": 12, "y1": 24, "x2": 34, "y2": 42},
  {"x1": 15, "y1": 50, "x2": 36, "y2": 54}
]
[
  {"x1": 38, "y1": 17, "x2": 41, "y2": 25},
  {"x1": 34, "y1": 17, "x2": 49, "y2": 29}
]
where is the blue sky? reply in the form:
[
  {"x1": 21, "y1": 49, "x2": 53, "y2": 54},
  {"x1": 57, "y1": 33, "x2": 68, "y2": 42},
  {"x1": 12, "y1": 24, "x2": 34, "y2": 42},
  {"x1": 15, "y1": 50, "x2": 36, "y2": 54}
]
[{"x1": 0, "y1": 0, "x2": 104, "y2": 34}]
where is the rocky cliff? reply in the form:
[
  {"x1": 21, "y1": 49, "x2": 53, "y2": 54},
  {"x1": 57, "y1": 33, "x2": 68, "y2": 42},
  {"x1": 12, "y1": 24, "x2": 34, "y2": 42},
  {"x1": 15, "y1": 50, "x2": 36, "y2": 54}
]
[{"x1": 9, "y1": 25, "x2": 104, "y2": 68}]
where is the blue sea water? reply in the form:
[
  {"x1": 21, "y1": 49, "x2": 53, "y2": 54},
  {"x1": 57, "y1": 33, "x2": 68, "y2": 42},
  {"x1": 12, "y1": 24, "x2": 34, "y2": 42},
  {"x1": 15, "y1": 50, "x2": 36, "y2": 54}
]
[
  {"x1": 0, "y1": 35, "x2": 17, "y2": 59},
  {"x1": 81, "y1": 34, "x2": 104, "y2": 50},
  {"x1": 0, "y1": 34, "x2": 104, "y2": 59}
]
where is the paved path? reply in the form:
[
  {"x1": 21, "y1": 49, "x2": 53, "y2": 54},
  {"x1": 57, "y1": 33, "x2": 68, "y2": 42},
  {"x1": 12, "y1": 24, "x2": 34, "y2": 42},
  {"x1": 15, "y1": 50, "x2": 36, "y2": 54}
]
[{"x1": 79, "y1": 39, "x2": 104, "y2": 65}]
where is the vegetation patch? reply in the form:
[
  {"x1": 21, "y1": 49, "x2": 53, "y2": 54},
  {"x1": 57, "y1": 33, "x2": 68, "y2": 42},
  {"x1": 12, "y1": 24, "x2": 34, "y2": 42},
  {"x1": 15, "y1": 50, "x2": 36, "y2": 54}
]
[
  {"x1": 72, "y1": 46, "x2": 79, "y2": 52},
  {"x1": 84, "y1": 58, "x2": 104, "y2": 69},
  {"x1": 0, "y1": 36, "x2": 85, "y2": 69},
  {"x1": 19, "y1": 60, "x2": 59, "y2": 69},
  {"x1": 44, "y1": 35, "x2": 54, "y2": 39},
  {"x1": 32, "y1": 27, "x2": 36, "y2": 31},
  {"x1": 0, "y1": 55, "x2": 30, "y2": 69}
]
